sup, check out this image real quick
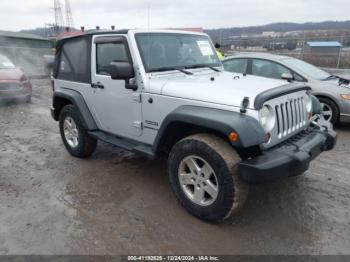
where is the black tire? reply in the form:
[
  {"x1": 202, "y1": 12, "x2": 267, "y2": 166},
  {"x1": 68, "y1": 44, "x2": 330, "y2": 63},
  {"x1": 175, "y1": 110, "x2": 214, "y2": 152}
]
[
  {"x1": 318, "y1": 97, "x2": 339, "y2": 125},
  {"x1": 168, "y1": 134, "x2": 248, "y2": 222},
  {"x1": 59, "y1": 104, "x2": 97, "y2": 158}
]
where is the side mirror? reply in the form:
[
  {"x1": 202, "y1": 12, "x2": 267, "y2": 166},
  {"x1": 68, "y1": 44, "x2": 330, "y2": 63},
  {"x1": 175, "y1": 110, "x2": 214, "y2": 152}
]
[
  {"x1": 108, "y1": 62, "x2": 135, "y2": 80},
  {"x1": 281, "y1": 73, "x2": 293, "y2": 82}
]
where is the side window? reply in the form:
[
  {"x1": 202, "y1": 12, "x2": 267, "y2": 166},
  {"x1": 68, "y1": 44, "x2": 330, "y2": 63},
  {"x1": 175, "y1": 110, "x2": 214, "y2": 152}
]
[
  {"x1": 252, "y1": 59, "x2": 291, "y2": 80},
  {"x1": 96, "y1": 42, "x2": 129, "y2": 75},
  {"x1": 57, "y1": 37, "x2": 91, "y2": 83},
  {"x1": 223, "y1": 59, "x2": 248, "y2": 74}
]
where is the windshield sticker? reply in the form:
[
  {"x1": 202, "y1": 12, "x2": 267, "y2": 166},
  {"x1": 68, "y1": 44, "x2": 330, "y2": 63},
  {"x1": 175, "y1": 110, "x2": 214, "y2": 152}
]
[{"x1": 197, "y1": 41, "x2": 214, "y2": 56}]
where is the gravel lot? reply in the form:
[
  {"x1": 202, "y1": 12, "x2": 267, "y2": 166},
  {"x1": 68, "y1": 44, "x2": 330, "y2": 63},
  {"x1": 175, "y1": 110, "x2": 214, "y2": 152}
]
[{"x1": 0, "y1": 79, "x2": 350, "y2": 255}]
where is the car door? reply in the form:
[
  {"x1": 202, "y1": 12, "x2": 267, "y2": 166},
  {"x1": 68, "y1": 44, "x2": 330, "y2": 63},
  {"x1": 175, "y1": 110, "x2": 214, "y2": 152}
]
[{"x1": 87, "y1": 35, "x2": 142, "y2": 138}]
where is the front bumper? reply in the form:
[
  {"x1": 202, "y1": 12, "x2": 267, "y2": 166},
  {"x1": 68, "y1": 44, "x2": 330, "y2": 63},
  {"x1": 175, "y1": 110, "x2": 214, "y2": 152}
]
[
  {"x1": 239, "y1": 118, "x2": 337, "y2": 183},
  {"x1": 0, "y1": 85, "x2": 32, "y2": 102},
  {"x1": 0, "y1": 93, "x2": 31, "y2": 103}
]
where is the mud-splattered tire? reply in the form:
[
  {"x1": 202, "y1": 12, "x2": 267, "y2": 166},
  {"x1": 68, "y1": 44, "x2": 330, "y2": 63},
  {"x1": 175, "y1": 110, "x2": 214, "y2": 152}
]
[
  {"x1": 59, "y1": 104, "x2": 97, "y2": 158},
  {"x1": 168, "y1": 134, "x2": 248, "y2": 222}
]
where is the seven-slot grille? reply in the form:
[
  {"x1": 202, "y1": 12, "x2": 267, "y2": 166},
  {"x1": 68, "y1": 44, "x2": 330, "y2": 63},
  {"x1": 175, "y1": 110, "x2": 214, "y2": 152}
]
[{"x1": 275, "y1": 96, "x2": 307, "y2": 139}]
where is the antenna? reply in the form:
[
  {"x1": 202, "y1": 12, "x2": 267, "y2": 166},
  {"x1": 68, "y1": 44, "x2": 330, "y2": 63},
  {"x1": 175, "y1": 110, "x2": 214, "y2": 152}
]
[
  {"x1": 54, "y1": 0, "x2": 65, "y2": 30},
  {"x1": 65, "y1": 0, "x2": 74, "y2": 28},
  {"x1": 147, "y1": 4, "x2": 151, "y2": 70},
  {"x1": 147, "y1": 4, "x2": 151, "y2": 31}
]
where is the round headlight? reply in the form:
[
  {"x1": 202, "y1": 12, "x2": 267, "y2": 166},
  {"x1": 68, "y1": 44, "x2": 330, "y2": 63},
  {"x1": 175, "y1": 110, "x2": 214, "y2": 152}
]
[
  {"x1": 305, "y1": 94, "x2": 313, "y2": 113},
  {"x1": 259, "y1": 105, "x2": 275, "y2": 132}
]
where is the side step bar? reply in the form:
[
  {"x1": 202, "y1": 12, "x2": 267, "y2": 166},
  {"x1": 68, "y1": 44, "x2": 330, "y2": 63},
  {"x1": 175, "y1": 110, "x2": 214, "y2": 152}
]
[{"x1": 88, "y1": 131, "x2": 155, "y2": 159}]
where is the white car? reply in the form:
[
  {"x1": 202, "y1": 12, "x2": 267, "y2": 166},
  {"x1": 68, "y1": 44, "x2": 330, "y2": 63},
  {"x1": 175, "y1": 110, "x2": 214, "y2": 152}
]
[{"x1": 223, "y1": 53, "x2": 350, "y2": 124}]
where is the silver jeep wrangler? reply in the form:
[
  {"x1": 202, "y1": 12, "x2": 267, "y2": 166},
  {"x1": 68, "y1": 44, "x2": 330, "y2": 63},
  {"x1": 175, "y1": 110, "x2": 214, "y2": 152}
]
[{"x1": 51, "y1": 29, "x2": 336, "y2": 222}]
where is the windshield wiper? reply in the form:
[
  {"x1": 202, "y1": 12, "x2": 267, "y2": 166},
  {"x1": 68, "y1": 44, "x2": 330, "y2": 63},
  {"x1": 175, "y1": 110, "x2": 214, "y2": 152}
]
[
  {"x1": 185, "y1": 64, "x2": 221, "y2": 72},
  {"x1": 149, "y1": 67, "x2": 193, "y2": 75},
  {"x1": 323, "y1": 75, "x2": 339, "y2": 81}
]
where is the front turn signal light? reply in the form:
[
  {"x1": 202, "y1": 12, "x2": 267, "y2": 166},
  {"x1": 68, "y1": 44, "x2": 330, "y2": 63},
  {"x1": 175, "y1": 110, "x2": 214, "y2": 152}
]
[
  {"x1": 228, "y1": 132, "x2": 239, "y2": 142},
  {"x1": 341, "y1": 94, "x2": 350, "y2": 100}
]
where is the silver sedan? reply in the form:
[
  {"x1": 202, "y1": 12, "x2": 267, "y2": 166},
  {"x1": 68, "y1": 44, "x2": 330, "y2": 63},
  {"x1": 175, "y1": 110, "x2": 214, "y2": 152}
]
[{"x1": 223, "y1": 53, "x2": 350, "y2": 124}]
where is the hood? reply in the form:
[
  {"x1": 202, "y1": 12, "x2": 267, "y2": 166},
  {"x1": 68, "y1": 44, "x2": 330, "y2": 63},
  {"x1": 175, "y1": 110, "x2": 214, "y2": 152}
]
[
  {"x1": 0, "y1": 68, "x2": 24, "y2": 81},
  {"x1": 326, "y1": 76, "x2": 350, "y2": 89},
  {"x1": 150, "y1": 70, "x2": 287, "y2": 109},
  {"x1": 310, "y1": 77, "x2": 350, "y2": 94}
]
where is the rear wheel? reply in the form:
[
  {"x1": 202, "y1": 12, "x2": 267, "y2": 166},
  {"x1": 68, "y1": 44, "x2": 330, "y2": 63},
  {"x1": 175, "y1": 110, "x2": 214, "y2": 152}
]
[
  {"x1": 318, "y1": 97, "x2": 339, "y2": 125},
  {"x1": 168, "y1": 134, "x2": 248, "y2": 222},
  {"x1": 59, "y1": 104, "x2": 97, "y2": 158}
]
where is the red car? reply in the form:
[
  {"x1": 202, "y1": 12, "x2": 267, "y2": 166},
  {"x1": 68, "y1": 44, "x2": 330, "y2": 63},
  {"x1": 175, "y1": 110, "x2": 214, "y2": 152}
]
[{"x1": 0, "y1": 54, "x2": 32, "y2": 103}]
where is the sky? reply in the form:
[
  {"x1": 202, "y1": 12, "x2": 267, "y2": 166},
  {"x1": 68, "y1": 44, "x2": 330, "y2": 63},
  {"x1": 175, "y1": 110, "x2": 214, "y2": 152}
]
[{"x1": 0, "y1": 0, "x2": 348, "y2": 31}]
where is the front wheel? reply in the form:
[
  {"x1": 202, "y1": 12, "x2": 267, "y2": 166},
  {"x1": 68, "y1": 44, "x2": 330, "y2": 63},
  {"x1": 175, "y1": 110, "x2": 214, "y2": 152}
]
[
  {"x1": 167, "y1": 134, "x2": 248, "y2": 222},
  {"x1": 59, "y1": 104, "x2": 97, "y2": 158}
]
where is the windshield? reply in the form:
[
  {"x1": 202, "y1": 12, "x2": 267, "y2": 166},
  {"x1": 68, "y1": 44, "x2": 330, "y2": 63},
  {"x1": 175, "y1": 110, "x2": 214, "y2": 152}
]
[
  {"x1": 0, "y1": 54, "x2": 15, "y2": 69},
  {"x1": 135, "y1": 33, "x2": 221, "y2": 73},
  {"x1": 282, "y1": 57, "x2": 330, "y2": 80}
]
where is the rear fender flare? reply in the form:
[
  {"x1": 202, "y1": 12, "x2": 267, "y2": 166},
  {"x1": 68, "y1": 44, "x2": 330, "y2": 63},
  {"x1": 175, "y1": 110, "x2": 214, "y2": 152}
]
[{"x1": 52, "y1": 89, "x2": 97, "y2": 130}]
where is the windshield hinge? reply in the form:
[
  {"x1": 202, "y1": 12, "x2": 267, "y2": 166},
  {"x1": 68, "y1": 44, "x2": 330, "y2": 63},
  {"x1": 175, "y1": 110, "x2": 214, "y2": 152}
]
[
  {"x1": 240, "y1": 97, "x2": 250, "y2": 114},
  {"x1": 133, "y1": 121, "x2": 143, "y2": 129}
]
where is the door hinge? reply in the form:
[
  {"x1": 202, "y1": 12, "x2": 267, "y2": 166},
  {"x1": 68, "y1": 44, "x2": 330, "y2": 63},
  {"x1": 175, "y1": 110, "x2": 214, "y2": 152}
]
[
  {"x1": 133, "y1": 121, "x2": 143, "y2": 129},
  {"x1": 132, "y1": 93, "x2": 141, "y2": 103}
]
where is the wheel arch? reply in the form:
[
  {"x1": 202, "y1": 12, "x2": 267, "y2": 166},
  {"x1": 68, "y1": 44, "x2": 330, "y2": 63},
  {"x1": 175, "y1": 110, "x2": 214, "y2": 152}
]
[
  {"x1": 52, "y1": 89, "x2": 98, "y2": 130},
  {"x1": 152, "y1": 106, "x2": 265, "y2": 158},
  {"x1": 314, "y1": 93, "x2": 341, "y2": 111}
]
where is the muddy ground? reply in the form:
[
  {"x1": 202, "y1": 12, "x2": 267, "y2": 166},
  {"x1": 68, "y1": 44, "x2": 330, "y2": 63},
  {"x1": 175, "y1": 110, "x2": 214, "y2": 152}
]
[{"x1": 0, "y1": 79, "x2": 349, "y2": 255}]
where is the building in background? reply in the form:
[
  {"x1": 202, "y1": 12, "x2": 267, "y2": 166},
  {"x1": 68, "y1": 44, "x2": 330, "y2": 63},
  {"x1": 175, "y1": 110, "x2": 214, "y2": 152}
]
[
  {"x1": 305, "y1": 41, "x2": 342, "y2": 55},
  {"x1": 0, "y1": 31, "x2": 53, "y2": 77}
]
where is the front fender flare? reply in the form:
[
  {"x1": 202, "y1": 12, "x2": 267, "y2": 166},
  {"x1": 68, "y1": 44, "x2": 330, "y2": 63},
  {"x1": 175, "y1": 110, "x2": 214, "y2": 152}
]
[{"x1": 152, "y1": 105, "x2": 266, "y2": 152}]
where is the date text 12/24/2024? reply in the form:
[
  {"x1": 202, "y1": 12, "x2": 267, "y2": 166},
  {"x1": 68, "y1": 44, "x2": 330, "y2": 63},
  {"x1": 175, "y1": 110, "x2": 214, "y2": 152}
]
[{"x1": 127, "y1": 256, "x2": 220, "y2": 261}]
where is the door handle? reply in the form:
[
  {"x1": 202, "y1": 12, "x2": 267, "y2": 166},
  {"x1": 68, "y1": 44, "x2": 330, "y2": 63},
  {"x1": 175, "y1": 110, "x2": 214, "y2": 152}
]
[{"x1": 91, "y1": 82, "x2": 104, "y2": 89}]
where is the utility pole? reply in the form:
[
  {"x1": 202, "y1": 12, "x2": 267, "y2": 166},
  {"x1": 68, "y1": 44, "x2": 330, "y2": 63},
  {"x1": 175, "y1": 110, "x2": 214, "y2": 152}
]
[
  {"x1": 65, "y1": 0, "x2": 74, "y2": 28},
  {"x1": 337, "y1": 35, "x2": 344, "y2": 69},
  {"x1": 301, "y1": 30, "x2": 306, "y2": 60}
]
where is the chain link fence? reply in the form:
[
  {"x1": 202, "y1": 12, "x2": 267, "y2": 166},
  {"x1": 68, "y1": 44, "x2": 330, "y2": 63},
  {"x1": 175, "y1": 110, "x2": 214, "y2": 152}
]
[{"x1": 220, "y1": 35, "x2": 350, "y2": 69}]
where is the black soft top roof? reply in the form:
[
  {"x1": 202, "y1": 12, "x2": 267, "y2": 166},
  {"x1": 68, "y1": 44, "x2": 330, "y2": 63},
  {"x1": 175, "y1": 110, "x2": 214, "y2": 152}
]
[{"x1": 56, "y1": 29, "x2": 129, "y2": 46}]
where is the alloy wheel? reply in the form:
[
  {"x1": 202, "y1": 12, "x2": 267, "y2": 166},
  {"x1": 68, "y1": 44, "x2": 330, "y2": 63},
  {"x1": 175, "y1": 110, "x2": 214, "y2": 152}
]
[
  {"x1": 320, "y1": 102, "x2": 333, "y2": 122},
  {"x1": 63, "y1": 116, "x2": 79, "y2": 148},
  {"x1": 178, "y1": 156, "x2": 219, "y2": 206}
]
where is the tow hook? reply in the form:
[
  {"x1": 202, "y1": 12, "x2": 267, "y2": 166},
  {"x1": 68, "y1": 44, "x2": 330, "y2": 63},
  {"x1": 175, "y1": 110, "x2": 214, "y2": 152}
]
[
  {"x1": 310, "y1": 114, "x2": 331, "y2": 131},
  {"x1": 310, "y1": 114, "x2": 321, "y2": 128}
]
